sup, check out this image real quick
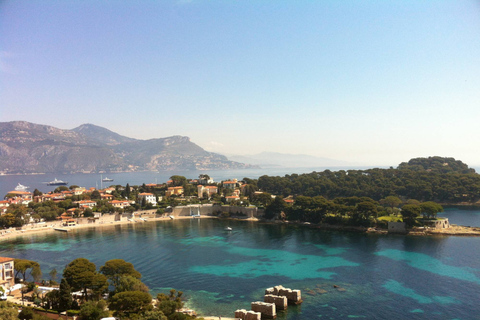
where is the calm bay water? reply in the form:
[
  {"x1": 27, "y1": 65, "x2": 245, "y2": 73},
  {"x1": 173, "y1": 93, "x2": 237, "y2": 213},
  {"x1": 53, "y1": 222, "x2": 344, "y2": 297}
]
[
  {"x1": 0, "y1": 166, "x2": 372, "y2": 200},
  {"x1": 1, "y1": 217, "x2": 480, "y2": 319}
]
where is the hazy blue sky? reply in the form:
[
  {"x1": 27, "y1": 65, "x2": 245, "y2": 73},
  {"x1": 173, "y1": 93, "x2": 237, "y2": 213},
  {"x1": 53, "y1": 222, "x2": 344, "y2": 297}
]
[{"x1": 1, "y1": 0, "x2": 479, "y2": 166}]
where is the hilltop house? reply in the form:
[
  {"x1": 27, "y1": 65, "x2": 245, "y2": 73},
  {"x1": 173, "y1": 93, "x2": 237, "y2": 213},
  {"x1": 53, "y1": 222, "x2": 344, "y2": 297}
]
[
  {"x1": 197, "y1": 185, "x2": 218, "y2": 199},
  {"x1": 109, "y1": 200, "x2": 132, "y2": 209},
  {"x1": 137, "y1": 193, "x2": 157, "y2": 206},
  {"x1": 165, "y1": 187, "x2": 184, "y2": 197}
]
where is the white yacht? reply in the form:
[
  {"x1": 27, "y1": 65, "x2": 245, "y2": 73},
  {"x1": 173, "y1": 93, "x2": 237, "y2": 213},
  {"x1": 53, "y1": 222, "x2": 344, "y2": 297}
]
[{"x1": 15, "y1": 183, "x2": 29, "y2": 191}]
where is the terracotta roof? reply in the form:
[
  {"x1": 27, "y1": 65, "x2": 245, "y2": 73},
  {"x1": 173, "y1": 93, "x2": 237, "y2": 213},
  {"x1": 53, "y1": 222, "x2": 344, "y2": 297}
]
[
  {"x1": 0, "y1": 257, "x2": 14, "y2": 263},
  {"x1": 7, "y1": 191, "x2": 32, "y2": 195}
]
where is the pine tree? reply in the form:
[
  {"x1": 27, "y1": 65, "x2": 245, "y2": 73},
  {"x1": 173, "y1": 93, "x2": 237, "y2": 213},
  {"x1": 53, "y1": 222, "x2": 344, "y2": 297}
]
[{"x1": 59, "y1": 278, "x2": 73, "y2": 311}]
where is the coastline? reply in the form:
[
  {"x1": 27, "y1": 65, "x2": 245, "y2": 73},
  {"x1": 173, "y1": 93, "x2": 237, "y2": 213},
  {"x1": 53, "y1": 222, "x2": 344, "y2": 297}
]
[
  {"x1": 0, "y1": 214, "x2": 224, "y2": 242},
  {"x1": 2, "y1": 214, "x2": 480, "y2": 243}
]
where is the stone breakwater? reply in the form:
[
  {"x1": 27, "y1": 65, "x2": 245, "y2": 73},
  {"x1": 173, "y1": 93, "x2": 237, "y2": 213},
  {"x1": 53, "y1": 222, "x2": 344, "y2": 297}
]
[{"x1": 234, "y1": 286, "x2": 302, "y2": 320}]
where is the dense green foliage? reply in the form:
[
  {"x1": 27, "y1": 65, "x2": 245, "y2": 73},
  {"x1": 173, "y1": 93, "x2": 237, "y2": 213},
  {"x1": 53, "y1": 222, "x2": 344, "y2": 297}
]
[
  {"x1": 100, "y1": 259, "x2": 142, "y2": 291},
  {"x1": 398, "y1": 156, "x2": 475, "y2": 174},
  {"x1": 0, "y1": 302, "x2": 19, "y2": 320},
  {"x1": 109, "y1": 291, "x2": 153, "y2": 318},
  {"x1": 63, "y1": 258, "x2": 108, "y2": 301},
  {"x1": 14, "y1": 259, "x2": 41, "y2": 282},
  {"x1": 271, "y1": 195, "x2": 443, "y2": 227},
  {"x1": 257, "y1": 158, "x2": 480, "y2": 203}
]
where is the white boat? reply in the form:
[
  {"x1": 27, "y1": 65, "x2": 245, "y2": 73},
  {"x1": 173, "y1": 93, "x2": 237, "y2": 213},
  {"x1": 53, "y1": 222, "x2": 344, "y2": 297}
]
[
  {"x1": 102, "y1": 177, "x2": 114, "y2": 182},
  {"x1": 225, "y1": 227, "x2": 232, "y2": 231},
  {"x1": 47, "y1": 178, "x2": 68, "y2": 186},
  {"x1": 15, "y1": 183, "x2": 29, "y2": 191},
  {"x1": 169, "y1": 215, "x2": 175, "y2": 219}
]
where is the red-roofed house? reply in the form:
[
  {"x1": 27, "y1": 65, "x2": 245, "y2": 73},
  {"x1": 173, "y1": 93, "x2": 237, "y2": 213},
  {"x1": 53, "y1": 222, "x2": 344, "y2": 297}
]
[
  {"x1": 109, "y1": 200, "x2": 131, "y2": 209},
  {"x1": 101, "y1": 194, "x2": 114, "y2": 200},
  {"x1": 165, "y1": 187, "x2": 184, "y2": 197},
  {"x1": 225, "y1": 195, "x2": 240, "y2": 203},
  {"x1": 222, "y1": 180, "x2": 238, "y2": 190},
  {"x1": 137, "y1": 193, "x2": 157, "y2": 206},
  {"x1": 74, "y1": 200, "x2": 97, "y2": 209},
  {"x1": 197, "y1": 185, "x2": 218, "y2": 199}
]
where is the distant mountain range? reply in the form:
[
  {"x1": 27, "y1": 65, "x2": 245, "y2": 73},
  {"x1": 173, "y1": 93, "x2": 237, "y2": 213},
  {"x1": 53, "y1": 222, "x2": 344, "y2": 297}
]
[
  {"x1": 0, "y1": 121, "x2": 256, "y2": 174},
  {"x1": 228, "y1": 152, "x2": 349, "y2": 168}
]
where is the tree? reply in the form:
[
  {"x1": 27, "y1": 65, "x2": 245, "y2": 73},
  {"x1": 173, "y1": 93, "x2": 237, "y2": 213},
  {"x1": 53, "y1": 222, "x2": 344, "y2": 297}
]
[
  {"x1": 0, "y1": 301, "x2": 19, "y2": 320},
  {"x1": 354, "y1": 201, "x2": 378, "y2": 221},
  {"x1": 83, "y1": 208, "x2": 94, "y2": 218},
  {"x1": 401, "y1": 204, "x2": 421, "y2": 227},
  {"x1": 420, "y1": 201, "x2": 444, "y2": 219},
  {"x1": 125, "y1": 183, "x2": 131, "y2": 198},
  {"x1": 58, "y1": 278, "x2": 72, "y2": 311},
  {"x1": 0, "y1": 213, "x2": 19, "y2": 228},
  {"x1": 63, "y1": 258, "x2": 107, "y2": 300},
  {"x1": 109, "y1": 291, "x2": 152, "y2": 318},
  {"x1": 100, "y1": 259, "x2": 142, "y2": 290},
  {"x1": 91, "y1": 190, "x2": 101, "y2": 200},
  {"x1": 253, "y1": 193, "x2": 273, "y2": 207},
  {"x1": 45, "y1": 289, "x2": 61, "y2": 310},
  {"x1": 170, "y1": 176, "x2": 187, "y2": 187},
  {"x1": 33, "y1": 189, "x2": 43, "y2": 197},
  {"x1": 380, "y1": 196, "x2": 402, "y2": 212},
  {"x1": 31, "y1": 264, "x2": 42, "y2": 282},
  {"x1": 143, "y1": 309, "x2": 168, "y2": 320},
  {"x1": 115, "y1": 275, "x2": 149, "y2": 294},
  {"x1": 54, "y1": 186, "x2": 69, "y2": 193},
  {"x1": 78, "y1": 300, "x2": 110, "y2": 320},
  {"x1": 156, "y1": 289, "x2": 184, "y2": 318},
  {"x1": 14, "y1": 259, "x2": 40, "y2": 282},
  {"x1": 264, "y1": 196, "x2": 287, "y2": 220},
  {"x1": 18, "y1": 307, "x2": 35, "y2": 320}
]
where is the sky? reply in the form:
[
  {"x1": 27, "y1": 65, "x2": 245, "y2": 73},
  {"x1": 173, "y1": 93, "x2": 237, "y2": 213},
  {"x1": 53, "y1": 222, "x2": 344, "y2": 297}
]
[{"x1": 1, "y1": 0, "x2": 480, "y2": 167}]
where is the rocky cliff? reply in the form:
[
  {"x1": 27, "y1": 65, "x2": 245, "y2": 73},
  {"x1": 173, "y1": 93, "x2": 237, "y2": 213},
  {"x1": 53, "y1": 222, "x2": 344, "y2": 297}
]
[{"x1": 0, "y1": 121, "x2": 254, "y2": 173}]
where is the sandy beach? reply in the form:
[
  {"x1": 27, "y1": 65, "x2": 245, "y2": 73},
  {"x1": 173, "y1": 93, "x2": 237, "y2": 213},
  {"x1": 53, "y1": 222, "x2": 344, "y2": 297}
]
[{"x1": 0, "y1": 213, "x2": 220, "y2": 242}]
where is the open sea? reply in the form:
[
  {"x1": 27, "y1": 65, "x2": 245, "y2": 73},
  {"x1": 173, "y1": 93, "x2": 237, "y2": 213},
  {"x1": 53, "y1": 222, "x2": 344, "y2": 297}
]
[{"x1": 1, "y1": 168, "x2": 480, "y2": 319}]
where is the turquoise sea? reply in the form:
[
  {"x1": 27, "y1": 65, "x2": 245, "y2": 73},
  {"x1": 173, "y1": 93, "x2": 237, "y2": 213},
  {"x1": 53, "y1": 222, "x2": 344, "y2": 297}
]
[
  {"x1": 1, "y1": 215, "x2": 480, "y2": 319},
  {"x1": 2, "y1": 169, "x2": 480, "y2": 319}
]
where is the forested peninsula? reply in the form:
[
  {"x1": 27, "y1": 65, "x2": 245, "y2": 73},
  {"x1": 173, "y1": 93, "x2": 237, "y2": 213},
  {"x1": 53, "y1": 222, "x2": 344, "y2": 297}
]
[{"x1": 256, "y1": 156, "x2": 479, "y2": 204}]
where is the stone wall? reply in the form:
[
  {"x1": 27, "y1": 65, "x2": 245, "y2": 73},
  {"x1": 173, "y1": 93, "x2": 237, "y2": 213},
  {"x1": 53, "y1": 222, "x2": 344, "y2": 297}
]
[
  {"x1": 265, "y1": 285, "x2": 302, "y2": 304},
  {"x1": 424, "y1": 218, "x2": 450, "y2": 229},
  {"x1": 235, "y1": 309, "x2": 261, "y2": 320},
  {"x1": 388, "y1": 221, "x2": 407, "y2": 234},
  {"x1": 171, "y1": 204, "x2": 261, "y2": 218},
  {"x1": 264, "y1": 294, "x2": 287, "y2": 310},
  {"x1": 251, "y1": 301, "x2": 276, "y2": 319}
]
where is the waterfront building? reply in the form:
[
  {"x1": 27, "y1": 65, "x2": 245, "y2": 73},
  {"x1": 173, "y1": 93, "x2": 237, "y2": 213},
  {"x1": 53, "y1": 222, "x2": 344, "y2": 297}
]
[{"x1": 0, "y1": 257, "x2": 14, "y2": 290}]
